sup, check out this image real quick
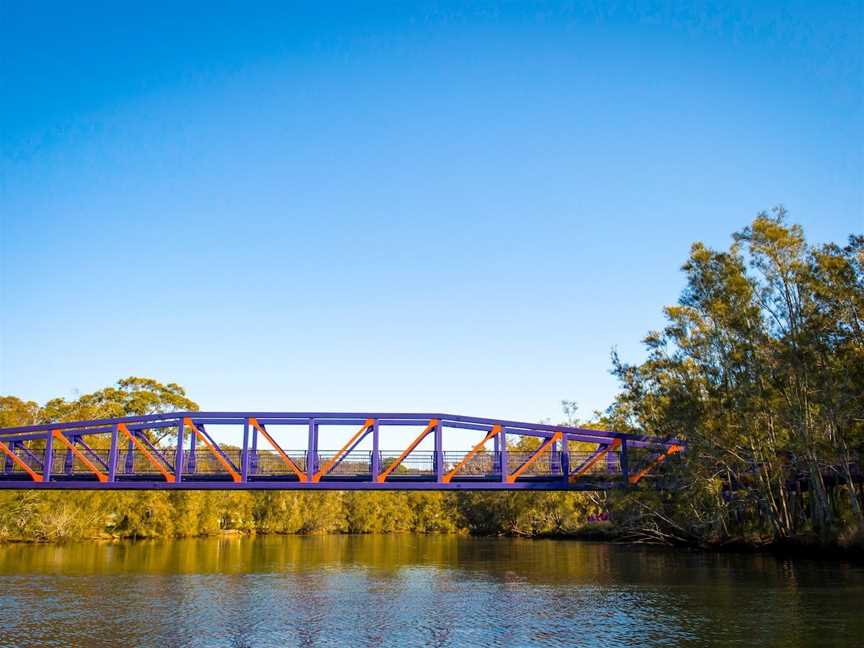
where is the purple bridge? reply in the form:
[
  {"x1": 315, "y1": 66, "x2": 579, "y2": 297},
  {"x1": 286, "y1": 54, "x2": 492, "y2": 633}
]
[{"x1": 0, "y1": 412, "x2": 684, "y2": 490}]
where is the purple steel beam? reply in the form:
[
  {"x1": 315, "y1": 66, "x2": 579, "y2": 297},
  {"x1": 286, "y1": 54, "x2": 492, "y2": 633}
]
[
  {"x1": 307, "y1": 420, "x2": 318, "y2": 483},
  {"x1": 194, "y1": 423, "x2": 240, "y2": 474},
  {"x1": 371, "y1": 420, "x2": 380, "y2": 481},
  {"x1": 250, "y1": 422, "x2": 259, "y2": 474},
  {"x1": 135, "y1": 432, "x2": 174, "y2": 472},
  {"x1": 75, "y1": 437, "x2": 110, "y2": 471},
  {"x1": 43, "y1": 432, "x2": 53, "y2": 481},
  {"x1": 3, "y1": 441, "x2": 14, "y2": 473},
  {"x1": 188, "y1": 422, "x2": 197, "y2": 473},
  {"x1": 0, "y1": 479, "x2": 618, "y2": 491},
  {"x1": 108, "y1": 425, "x2": 119, "y2": 482},
  {"x1": 17, "y1": 443, "x2": 44, "y2": 469},
  {"x1": 175, "y1": 419, "x2": 185, "y2": 483},
  {"x1": 240, "y1": 419, "x2": 250, "y2": 482}
]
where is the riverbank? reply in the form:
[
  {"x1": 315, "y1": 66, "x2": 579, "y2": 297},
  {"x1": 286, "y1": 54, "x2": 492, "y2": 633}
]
[{"x1": 3, "y1": 520, "x2": 862, "y2": 562}]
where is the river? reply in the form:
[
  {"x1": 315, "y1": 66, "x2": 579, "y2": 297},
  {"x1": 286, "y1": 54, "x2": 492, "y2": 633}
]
[{"x1": 0, "y1": 535, "x2": 861, "y2": 647}]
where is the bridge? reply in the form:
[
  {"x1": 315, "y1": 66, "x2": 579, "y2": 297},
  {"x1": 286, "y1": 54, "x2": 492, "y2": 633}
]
[{"x1": 0, "y1": 412, "x2": 684, "y2": 490}]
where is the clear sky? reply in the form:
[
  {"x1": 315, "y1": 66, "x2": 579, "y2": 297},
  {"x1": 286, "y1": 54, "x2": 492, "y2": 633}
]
[{"x1": 1, "y1": 2, "x2": 862, "y2": 434}]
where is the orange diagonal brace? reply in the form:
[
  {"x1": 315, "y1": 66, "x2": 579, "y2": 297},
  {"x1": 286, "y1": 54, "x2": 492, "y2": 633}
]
[
  {"x1": 117, "y1": 423, "x2": 175, "y2": 482},
  {"x1": 506, "y1": 431, "x2": 562, "y2": 483},
  {"x1": 442, "y1": 424, "x2": 502, "y2": 483},
  {"x1": 184, "y1": 417, "x2": 242, "y2": 483},
  {"x1": 0, "y1": 440, "x2": 43, "y2": 482},
  {"x1": 629, "y1": 444, "x2": 683, "y2": 485},
  {"x1": 52, "y1": 430, "x2": 108, "y2": 482},
  {"x1": 248, "y1": 417, "x2": 307, "y2": 482},
  {"x1": 376, "y1": 419, "x2": 438, "y2": 483},
  {"x1": 569, "y1": 438, "x2": 621, "y2": 482},
  {"x1": 313, "y1": 418, "x2": 374, "y2": 483}
]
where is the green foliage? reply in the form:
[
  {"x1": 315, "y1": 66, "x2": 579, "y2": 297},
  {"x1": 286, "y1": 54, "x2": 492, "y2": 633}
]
[{"x1": 608, "y1": 209, "x2": 864, "y2": 546}]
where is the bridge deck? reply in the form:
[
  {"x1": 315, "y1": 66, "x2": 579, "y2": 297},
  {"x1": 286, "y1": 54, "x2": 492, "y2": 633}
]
[{"x1": 0, "y1": 412, "x2": 683, "y2": 490}]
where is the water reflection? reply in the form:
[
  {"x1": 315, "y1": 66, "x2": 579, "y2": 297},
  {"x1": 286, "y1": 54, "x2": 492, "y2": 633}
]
[{"x1": 0, "y1": 535, "x2": 861, "y2": 647}]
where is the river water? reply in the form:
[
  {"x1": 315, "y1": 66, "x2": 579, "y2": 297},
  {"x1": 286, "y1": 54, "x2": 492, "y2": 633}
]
[{"x1": 0, "y1": 535, "x2": 861, "y2": 647}]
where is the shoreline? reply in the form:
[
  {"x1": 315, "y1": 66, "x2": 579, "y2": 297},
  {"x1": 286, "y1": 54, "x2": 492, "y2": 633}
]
[{"x1": 2, "y1": 526, "x2": 862, "y2": 562}]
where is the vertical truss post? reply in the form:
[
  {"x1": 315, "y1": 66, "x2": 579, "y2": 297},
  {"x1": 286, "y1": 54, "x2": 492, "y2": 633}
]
[
  {"x1": 560, "y1": 435, "x2": 570, "y2": 482},
  {"x1": 307, "y1": 419, "x2": 318, "y2": 483},
  {"x1": 108, "y1": 424, "x2": 119, "y2": 482},
  {"x1": 620, "y1": 439, "x2": 629, "y2": 485},
  {"x1": 549, "y1": 437, "x2": 559, "y2": 473},
  {"x1": 3, "y1": 441, "x2": 13, "y2": 474},
  {"x1": 493, "y1": 433, "x2": 501, "y2": 472},
  {"x1": 250, "y1": 421, "x2": 259, "y2": 475},
  {"x1": 499, "y1": 429, "x2": 508, "y2": 482},
  {"x1": 175, "y1": 419, "x2": 185, "y2": 483},
  {"x1": 188, "y1": 424, "x2": 197, "y2": 474},
  {"x1": 434, "y1": 420, "x2": 443, "y2": 483},
  {"x1": 241, "y1": 419, "x2": 250, "y2": 483},
  {"x1": 43, "y1": 431, "x2": 53, "y2": 482},
  {"x1": 371, "y1": 419, "x2": 380, "y2": 482}
]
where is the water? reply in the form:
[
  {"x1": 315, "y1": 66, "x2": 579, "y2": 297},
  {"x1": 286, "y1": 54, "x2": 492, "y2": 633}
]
[{"x1": 0, "y1": 535, "x2": 861, "y2": 647}]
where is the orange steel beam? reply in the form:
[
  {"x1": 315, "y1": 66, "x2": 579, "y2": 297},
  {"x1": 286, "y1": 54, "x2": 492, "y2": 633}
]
[
  {"x1": 0, "y1": 440, "x2": 43, "y2": 482},
  {"x1": 629, "y1": 444, "x2": 683, "y2": 485},
  {"x1": 569, "y1": 438, "x2": 621, "y2": 483},
  {"x1": 184, "y1": 417, "x2": 242, "y2": 483},
  {"x1": 117, "y1": 423, "x2": 175, "y2": 482},
  {"x1": 52, "y1": 430, "x2": 108, "y2": 483},
  {"x1": 376, "y1": 419, "x2": 438, "y2": 483},
  {"x1": 442, "y1": 424, "x2": 502, "y2": 483},
  {"x1": 248, "y1": 417, "x2": 307, "y2": 482},
  {"x1": 313, "y1": 418, "x2": 374, "y2": 483},
  {"x1": 506, "y1": 431, "x2": 562, "y2": 483}
]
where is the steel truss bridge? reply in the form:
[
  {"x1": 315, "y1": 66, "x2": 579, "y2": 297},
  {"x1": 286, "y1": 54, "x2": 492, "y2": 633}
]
[{"x1": 0, "y1": 412, "x2": 684, "y2": 490}]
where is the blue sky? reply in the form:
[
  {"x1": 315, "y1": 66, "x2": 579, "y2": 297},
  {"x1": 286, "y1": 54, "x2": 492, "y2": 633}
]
[{"x1": 1, "y1": 2, "x2": 862, "y2": 436}]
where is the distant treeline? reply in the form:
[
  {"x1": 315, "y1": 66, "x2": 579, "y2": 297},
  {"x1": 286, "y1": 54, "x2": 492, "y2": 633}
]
[
  {"x1": 1, "y1": 210, "x2": 862, "y2": 550},
  {"x1": 0, "y1": 487, "x2": 605, "y2": 543}
]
